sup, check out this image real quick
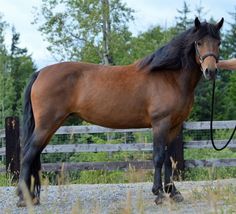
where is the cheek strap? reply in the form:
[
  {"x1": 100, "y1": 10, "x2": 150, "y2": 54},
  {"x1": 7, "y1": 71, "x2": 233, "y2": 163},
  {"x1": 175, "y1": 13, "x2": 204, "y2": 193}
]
[{"x1": 195, "y1": 41, "x2": 219, "y2": 64}]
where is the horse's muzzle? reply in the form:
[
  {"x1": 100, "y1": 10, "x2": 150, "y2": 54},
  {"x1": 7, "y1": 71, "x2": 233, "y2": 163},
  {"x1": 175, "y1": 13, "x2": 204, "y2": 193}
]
[{"x1": 203, "y1": 68, "x2": 217, "y2": 80}]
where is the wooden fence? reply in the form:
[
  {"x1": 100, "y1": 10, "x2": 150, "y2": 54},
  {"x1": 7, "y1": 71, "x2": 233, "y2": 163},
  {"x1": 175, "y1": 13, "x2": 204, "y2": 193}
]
[{"x1": 0, "y1": 117, "x2": 236, "y2": 177}]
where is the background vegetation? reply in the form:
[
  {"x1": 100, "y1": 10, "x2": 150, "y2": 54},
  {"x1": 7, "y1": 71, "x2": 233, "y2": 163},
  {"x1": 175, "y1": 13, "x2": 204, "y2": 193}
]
[{"x1": 0, "y1": 0, "x2": 236, "y2": 185}]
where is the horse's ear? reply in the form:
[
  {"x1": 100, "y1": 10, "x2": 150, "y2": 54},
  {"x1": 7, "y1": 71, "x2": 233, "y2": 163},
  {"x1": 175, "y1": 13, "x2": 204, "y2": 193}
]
[
  {"x1": 216, "y1": 18, "x2": 224, "y2": 30},
  {"x1": 194, "y1": 17, "x2": 201, "y2": 30}
]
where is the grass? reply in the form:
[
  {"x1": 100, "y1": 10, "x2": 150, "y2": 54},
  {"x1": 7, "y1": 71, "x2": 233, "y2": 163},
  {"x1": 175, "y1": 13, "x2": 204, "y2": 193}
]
[
  {"x1": 0, "y1": 172, "x2": 16, "y2": 186},
  {"x1": 185, "y1": 148, "x2": 236, "y2": 159},
  {"x1": 190, "y1": 182, "x2": 236, "y2": 213},
  {"x1": 38, "y1": 145, "x2": 236, "y2": 185},
  {"x1": 184, "y1": 147, "x2": 236, "y2": 181}
]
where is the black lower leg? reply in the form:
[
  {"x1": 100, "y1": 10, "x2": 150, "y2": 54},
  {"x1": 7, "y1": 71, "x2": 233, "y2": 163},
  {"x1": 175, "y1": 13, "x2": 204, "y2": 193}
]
[
  {"x1": 152, "y1": 144, "x2": 165, "y2": 195},
  {"x1": 164, "y1": 147, "x2": 176, "y2": 194},
  {"x1": 152, "y1": 127, "x2": 169, "y2": 205},
  {"x1": 164, "y1": 145, "x2": 184, "y2": 202},
  {"x1": 17, "y1": 138, "x2": 42, "y2": 202}
]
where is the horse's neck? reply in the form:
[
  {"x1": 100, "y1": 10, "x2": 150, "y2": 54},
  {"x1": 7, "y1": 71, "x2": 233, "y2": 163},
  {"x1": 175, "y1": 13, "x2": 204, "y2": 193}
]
[{"x1": 179, "y1": 68, "x2": 202, "y2": 94}]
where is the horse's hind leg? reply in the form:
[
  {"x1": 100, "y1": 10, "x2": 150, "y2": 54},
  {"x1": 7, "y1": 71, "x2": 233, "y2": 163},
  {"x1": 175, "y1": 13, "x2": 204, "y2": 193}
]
[
  {"x1": 17, "y1": 132, "x2": 44, "y2": 207},
  {"x1": 17, "y1": 112, "x2": 68, "y2": 207}
]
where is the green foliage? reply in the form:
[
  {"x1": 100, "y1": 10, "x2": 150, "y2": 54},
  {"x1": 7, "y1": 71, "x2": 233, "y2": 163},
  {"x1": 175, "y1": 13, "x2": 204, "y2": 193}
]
[
  {"x1": 33, "y1": 0, "x2": 134, "y2": 63},
  {"x1": 175, "y1": 1, "x2": 193, "y2": 33},
  {"x1": 126, "y1": 26, "x2": 177, "y2": 64},
  {"x1": 185, "y1": 148, "x2": 236, "y2": 160},
  {"x1": 189, "y1": 79, "x2": 228, "y2": 121},
  {"x1": 184, "y1": 146, "x2": 236, "y2": 181},
  {"x1": 222, "y1": 7, "x2": 236, "y2": 58},
  {"x1": 185, "y1": 167, "x2": 236, "y2": 181},
  {"x1": 0, "y1": 173, "x2": 15, "y2": 186},
  {"x1": 0, "y1": 17, "x2": 36, "y2": 128},
  {"x1": 224, "y1": 72, "x2": 236, "y2": 119}
]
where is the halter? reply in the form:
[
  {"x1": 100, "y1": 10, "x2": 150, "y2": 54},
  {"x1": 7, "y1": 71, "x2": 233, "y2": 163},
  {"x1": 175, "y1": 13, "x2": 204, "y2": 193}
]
[{"x1": 194, "y1": 41, "x2": 219, "y2": 64}]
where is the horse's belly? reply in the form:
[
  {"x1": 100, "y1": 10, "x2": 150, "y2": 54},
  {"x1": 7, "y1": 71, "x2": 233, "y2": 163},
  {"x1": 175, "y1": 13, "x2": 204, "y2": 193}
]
[{"x1": 77, "y1": 106, "x2": 151, "y2": 129}]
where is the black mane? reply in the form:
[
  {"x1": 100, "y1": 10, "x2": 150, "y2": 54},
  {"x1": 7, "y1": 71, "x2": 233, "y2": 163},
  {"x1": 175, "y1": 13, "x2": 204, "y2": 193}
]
[{"x1": 138, "y1": 21, "x2": 221, "y2": 72}]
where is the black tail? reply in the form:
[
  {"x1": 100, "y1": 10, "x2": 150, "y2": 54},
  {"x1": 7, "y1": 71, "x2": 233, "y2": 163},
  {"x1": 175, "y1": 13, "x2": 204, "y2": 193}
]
[
  {"x1": 22, "y1": 71, "x2": 40, "y2": 146},
  {"x1": 22, "y1": 71, "x2": 41, "y2": 198}
]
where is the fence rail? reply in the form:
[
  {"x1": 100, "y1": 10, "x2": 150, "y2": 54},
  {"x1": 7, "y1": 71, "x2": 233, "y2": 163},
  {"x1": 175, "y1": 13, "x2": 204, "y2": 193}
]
[
  {"x1": 1, "y1": 120, "x2": 235, "y2": 138},
  {"x1": 0, "y1": 129, "x2": 4, "y2": 138},
  {"x1": 0, "y1": 139, "x2": 236, "y2": 156},
  {"x1": 0, "y1": 119, "x2": 236, "y2": 175},
  {"x1": 39, "y1": 158, "x2": 236, "y2": 172},
  {"x1": 183, "y1": 120, "x2": 236, "y2": 130}
]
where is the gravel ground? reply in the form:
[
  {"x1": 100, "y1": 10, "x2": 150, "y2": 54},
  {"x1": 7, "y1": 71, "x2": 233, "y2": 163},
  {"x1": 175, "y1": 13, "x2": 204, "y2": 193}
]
[{"x1": 1, "y1": 179, "x2": 236, "y2": 214}]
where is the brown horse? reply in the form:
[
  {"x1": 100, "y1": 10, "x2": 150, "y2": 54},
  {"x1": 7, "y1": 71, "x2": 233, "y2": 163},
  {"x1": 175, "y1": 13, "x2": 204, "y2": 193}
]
[{"x1": 17, "y1": 17, "x2": 224, "y2": 206}]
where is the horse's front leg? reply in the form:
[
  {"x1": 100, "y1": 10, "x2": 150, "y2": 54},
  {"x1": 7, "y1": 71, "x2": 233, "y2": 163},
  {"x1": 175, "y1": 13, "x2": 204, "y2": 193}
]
[
  {"x1": 164, "y1": 142, "x2": 184, "y2": 202},
  {"x1": 152, "y1": 118, "x2": 170, "y2": 205},
  {"x1": 164, "y1": 125, "x2": 184, "y2": 202}
]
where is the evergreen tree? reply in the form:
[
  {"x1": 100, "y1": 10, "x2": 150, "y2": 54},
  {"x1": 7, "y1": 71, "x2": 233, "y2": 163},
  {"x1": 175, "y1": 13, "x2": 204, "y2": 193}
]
[
  {"x1": 175, "y1": 1, "x2": 193, "y2": 33},
  {"x1": 194, "y1": 0, "x2": 208, "y2": 20},
  {"x1": 0, "y1": 17, "x2": 36, "y2": 127},
  {"x1": 219, "y1": 7, "x2": 236, "y2": 120},
  {"x1": 9, "y1": 27, "x2": 36, "y2": 115},
  {"x1": 225, "y1": 72, "x2": 236, "y2": 119},
  {"x1": 126, "y1": 26, "x2": 177, "y2": 64},
  {"x1": 222, "y1": 7, "x2": 236, "y2": 58},
  {"x1": 0, "y1": 15, "x2": 9, "y2": 127}
]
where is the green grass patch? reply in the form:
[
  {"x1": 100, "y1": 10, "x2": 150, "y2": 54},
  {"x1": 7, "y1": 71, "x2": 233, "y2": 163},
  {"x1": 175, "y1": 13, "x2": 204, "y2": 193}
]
[{"x1": 185, "y1": 148, "x2": 236, "y2": 160}]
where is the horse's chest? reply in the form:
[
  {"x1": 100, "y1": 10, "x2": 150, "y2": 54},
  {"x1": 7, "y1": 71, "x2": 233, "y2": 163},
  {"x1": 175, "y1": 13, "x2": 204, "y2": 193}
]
[{"x1": 172, "y1": 96, "x2": 194, "y2": 123}]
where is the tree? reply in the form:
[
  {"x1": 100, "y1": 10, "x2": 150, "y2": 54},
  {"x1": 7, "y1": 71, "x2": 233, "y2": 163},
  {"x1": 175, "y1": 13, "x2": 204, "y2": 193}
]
[
  {"x1": 194, "y1": 0, "x2": 208, "y2": 20},
  {"x1": 0, "y1": 18, "x2": 36, "y2": 127},
  {"x1": 126, "y1": 26, "x2": 177, "y2": 65},
  {"x1": 0, "y1": 14, "x2": 10, "y2": 127},
  {"x1": 224, "y1": 72, "x2": 236, "y2": 119},
  {"x1": 9, "y1": 27, "x2": 36, "y2": 114},
  {"x1": 175, "y1": 1, "x2": 193, "y2": 33},
  {"x1": 33, "y1": 0, "x2": 134, "y2": 64},
  {"x1": 219, "y1": 7, "x2": 236, "y2": 120},
  {"x1": 222, "y1": 7, "x2": 236, "y2": 58}
]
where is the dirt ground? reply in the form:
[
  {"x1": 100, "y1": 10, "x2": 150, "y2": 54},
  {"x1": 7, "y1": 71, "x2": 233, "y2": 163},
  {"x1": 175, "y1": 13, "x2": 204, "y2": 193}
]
[{"x1": 1, "y1": 179, "x2": 236, "y2": 214}]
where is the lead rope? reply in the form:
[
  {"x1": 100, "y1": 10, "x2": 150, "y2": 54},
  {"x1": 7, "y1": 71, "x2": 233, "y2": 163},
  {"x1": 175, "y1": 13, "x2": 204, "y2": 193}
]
[{"x1": 210, "y1": 78, "x2": 236, "y2": 151}]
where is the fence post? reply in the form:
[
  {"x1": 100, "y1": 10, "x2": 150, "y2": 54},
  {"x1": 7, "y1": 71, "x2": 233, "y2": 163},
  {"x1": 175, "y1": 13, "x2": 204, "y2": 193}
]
[
  {"x1": 5, "y1": 116, "x2": 20, "y2": 181},
  {"x1": 169, "y1": 125, "x2": 184, "y2": 180}
]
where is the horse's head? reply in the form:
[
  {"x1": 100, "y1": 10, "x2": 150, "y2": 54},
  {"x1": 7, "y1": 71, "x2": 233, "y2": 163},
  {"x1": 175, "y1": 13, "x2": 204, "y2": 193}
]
[{"x1": 194, "y1": 17, "x2": 224, "y2": 80}]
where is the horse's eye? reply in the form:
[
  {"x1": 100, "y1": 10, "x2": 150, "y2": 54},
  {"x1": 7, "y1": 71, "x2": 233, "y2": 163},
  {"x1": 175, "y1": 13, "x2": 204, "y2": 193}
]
[{"x1": 197, "y1": 42, "x2": 202, "y2": 46}]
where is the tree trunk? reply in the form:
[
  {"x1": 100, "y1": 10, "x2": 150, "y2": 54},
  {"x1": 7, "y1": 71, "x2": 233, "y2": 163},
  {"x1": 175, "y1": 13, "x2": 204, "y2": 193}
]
[{"x1": 101, "y1": 0, "x2": 113, "y2": 65}]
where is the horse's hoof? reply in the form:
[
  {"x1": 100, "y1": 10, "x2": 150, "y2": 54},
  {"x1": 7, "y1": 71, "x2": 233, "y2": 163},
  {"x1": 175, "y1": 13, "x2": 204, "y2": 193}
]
[
  {"x1": 16, "y1": 199, "x2": 26, "y2": 207},
  {"x1": 154, "y1": 190, "x2": 166, "y2": 205},
  {"x1": 16, "y1": 197, "x2": 40, "y2": 207},
  {"x1": 170, "y1": 191, "x2": 184, "y2": 203},
  {"x1": 32, "y1": 197, "x2": 40, "y2": 205}
]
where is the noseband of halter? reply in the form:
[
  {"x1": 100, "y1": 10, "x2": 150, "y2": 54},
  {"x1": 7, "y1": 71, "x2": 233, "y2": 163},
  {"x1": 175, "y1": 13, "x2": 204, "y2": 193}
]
[{"x1": 194, "y1": 41, "x2": 219, "y2": 65}]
